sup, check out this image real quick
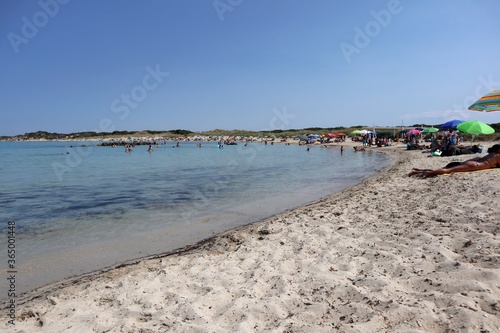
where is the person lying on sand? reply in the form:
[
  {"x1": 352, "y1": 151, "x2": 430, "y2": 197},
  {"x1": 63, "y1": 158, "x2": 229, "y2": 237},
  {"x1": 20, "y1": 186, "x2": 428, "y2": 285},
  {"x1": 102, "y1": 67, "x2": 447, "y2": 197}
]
[{"x1": 408, "y1": 144, "x2": 500, "y2": 178}]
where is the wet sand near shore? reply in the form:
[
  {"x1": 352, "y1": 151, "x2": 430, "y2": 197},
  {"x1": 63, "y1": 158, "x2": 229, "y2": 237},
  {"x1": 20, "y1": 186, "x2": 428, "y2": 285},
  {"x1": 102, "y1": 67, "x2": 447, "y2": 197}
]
[{"x1": 2, "y1": 141, "x2": 499, "y2": 332}]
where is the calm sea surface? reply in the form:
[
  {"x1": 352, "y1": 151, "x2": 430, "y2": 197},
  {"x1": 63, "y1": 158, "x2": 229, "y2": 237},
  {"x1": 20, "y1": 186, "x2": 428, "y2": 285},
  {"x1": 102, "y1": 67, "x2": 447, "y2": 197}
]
[{"x1": 0, "y1": 141, "x2": 390, "y2": 295}]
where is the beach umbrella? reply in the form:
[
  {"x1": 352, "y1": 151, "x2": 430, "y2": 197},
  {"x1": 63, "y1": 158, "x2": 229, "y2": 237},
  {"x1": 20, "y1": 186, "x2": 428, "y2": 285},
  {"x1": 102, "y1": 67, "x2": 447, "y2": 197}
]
[
  {"x1": 407, "y1": 129, "x2": 421, "y2": 135},
  {"x1": 457, "y1": 120, "x2": 495, "y2": 145},
  {"x1": 421, "y1": 127, "x2": 439, "y2": 134},
  {"x1": 360, "y1": 130, "x2": 368, "y2": 135},
  {"x1": 351, "y1": 130, "x2": 361, "y2": 135},
  {"x1": 468, "y1": 90, "x2": 500, "y2": 112},
  {"x1": 456, "y1": 120, "x2": 495, "y2": 135},
  {"x1": 439, "y1": 119, "x2": 464, "y2": 131}
]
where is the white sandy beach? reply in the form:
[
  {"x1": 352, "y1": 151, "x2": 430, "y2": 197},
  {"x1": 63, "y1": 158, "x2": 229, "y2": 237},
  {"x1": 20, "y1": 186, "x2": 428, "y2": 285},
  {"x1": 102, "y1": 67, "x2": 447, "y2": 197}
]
[{"x1": 2, "y1": 142, "x2": 499, "y2": 333}]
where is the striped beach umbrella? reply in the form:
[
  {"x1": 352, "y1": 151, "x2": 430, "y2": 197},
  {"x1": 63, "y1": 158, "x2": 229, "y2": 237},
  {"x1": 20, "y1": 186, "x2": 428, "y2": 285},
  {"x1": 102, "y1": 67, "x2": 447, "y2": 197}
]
[{"x1": 468, "y1": 90, "x2": 500, "y2": 112}]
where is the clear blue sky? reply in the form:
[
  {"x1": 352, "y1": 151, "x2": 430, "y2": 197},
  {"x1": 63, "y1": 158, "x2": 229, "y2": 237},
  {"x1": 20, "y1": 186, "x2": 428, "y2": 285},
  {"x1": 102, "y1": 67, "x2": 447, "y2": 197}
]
[{"x1": 1, "y1": 0, "x2": 500, "y2": 136}]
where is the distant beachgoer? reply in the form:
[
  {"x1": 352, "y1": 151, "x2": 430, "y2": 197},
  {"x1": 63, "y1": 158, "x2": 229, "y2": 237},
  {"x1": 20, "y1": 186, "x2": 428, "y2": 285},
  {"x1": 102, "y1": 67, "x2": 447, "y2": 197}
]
[
  {"x1": 340, "y1": 146, "x2": 344, "y2": 154},
  {"x1": 408, "y1": 144, "x2": 500, "y2": 178},
  {"x1": 148, "y1": 144, "x2": 153, "y2": 152},
  {"x1": 354, "y1": 146, "x2": 365, "y2": 152}
]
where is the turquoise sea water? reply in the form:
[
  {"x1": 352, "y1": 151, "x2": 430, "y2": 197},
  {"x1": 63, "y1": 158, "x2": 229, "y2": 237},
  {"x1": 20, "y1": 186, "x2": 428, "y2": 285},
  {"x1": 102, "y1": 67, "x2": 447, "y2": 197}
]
[{"x1": 0, "y1": 141, "x2": 390, "y2": 295}]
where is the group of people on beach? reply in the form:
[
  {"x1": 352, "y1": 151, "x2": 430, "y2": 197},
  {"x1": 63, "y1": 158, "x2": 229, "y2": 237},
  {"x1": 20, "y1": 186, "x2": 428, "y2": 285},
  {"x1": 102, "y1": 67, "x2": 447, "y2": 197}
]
[
  {"x1": 408, "y1": 144, "x2": 500, "y2": 178},
  {"x1": 407, "y1": 129, "x2": 482, "y2": 157}
]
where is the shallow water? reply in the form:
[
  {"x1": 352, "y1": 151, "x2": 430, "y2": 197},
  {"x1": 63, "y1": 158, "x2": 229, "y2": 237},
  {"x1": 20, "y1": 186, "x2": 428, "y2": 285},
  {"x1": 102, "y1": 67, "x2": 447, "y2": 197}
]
[{"x1": 0, "y1": 140, "x2": 390, "y2": 295}]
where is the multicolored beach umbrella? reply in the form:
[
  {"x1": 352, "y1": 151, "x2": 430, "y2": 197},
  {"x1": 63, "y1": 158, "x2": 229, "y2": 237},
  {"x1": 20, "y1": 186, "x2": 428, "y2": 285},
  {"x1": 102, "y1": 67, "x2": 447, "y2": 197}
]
[{"x1": 468, "y1": 90, "x2": 500, "y2": 112}]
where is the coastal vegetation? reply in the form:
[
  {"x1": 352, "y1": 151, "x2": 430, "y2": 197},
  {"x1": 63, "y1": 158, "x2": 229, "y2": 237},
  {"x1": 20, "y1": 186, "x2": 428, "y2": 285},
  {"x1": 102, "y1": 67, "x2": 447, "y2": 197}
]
[{"x1": 2, "y1": 123, "x2": 499, "y2": 141}]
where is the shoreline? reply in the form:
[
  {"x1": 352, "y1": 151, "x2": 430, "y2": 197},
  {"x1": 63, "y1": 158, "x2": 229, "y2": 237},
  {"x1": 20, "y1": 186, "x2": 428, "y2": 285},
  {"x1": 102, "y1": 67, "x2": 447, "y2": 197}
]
[
  {"x1": 1, "y1": 142, "x2": 393, "y2": 301},
  {"x1": 1, "y1": 139, "x2": 388, "y2": 298},
  {"x1": 2, "y1": 143, "x2": 499, "y2": 332}
]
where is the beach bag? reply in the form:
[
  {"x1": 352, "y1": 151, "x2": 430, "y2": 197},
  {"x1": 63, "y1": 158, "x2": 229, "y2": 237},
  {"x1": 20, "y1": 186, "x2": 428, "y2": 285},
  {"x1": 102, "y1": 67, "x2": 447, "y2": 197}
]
[{"x1": 431, "y1": 149, "x2": 442, "y2": 156}]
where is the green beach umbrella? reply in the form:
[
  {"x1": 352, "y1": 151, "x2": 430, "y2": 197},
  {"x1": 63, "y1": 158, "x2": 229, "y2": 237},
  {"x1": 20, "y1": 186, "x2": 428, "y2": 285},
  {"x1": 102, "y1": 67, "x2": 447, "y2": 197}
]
[
  {"x1": 421, "y1": 127, "x2": 439, "y2": 134},
  {"x1": 457, "y1": 120, "x2": 495, "y2": 145},
  {"x1": 351, "y1": 130, "x2": 361, "y2": 135},
  {"x1": 456, "y1": 120, "x2": 495, "y2": 135}
]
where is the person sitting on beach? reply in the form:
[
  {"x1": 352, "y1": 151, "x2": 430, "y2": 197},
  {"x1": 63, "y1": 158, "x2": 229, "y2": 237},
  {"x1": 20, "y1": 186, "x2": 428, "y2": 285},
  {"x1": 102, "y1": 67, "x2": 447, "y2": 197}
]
[
  {"x1": 408, "y1": 144, "x2": 500, "y2": 178},
  {"x1": 446, "y1": 144, "x2": 481, "y2": 156},
  {"x1": 428, "y1": 138, "x2": 440, "y2": 152},
  {"x1": 407, "y1": 139, "x2": 424, "y2": 150}
]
